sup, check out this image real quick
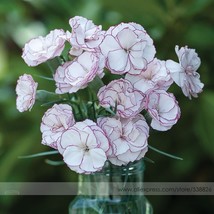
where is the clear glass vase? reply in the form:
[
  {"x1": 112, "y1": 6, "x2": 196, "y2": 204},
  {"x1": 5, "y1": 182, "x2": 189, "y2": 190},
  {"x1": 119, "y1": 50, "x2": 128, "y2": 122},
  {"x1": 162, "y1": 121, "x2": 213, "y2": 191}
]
[{"x1": 69, "y1": 160, "x2": 153, "y2": 214}]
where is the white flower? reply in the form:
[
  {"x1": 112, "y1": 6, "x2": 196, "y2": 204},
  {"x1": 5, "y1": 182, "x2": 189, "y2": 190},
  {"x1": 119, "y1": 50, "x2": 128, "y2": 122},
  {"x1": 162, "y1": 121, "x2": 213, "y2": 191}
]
[
  {"x1": 22, "y1": 29, "x2": 66, "y2": 66},
  {"x1": 166, "y1": 45, "x2": 204, "y2": 99},
  {"x1": 40, "y1": 104, "x2": 75, "y2": 149},
  {"x1": 126, "y1": 58, "x2": 173, "y2": 93},
  {"x1": 97, "y1": 115, "x2": 149, "y2": 166},
  {"x1": 100, "y1": 22, "x2": 156, "y2": 74},
  {"x1": 54, "y1": 52, "x2": 104, "y2": 94},
  {"x1": 146, "y1": 90, "x2": 181, "y2": 131},
  {"x1": 97, "y1": 79, "x2": 146, "y2": 118},
  {"x1": 58, "y1": 119, "x2": 110, "y2": 174},
  {"x1": 67, "y1": 16, "x2": 104, "y2": 55},
  {"x1": 15, "y1": 74, "x2": 38, "y2": 112}
]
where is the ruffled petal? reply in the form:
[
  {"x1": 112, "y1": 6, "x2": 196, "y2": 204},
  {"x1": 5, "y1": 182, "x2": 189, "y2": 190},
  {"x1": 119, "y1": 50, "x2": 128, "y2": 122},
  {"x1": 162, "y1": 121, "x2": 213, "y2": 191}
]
[
  {"x1": 166, "y1": 60, "x2": 184, "y2": 87},
  {"x1": 100, "y1": 35, "x2": 121, "y2": 56},
  {"x1": 63, "y1": 146, "x2": 84, "y2": 166},
  {"x1": 89, "y1": 148, "x2": 107, "y2": 169},
  {"x1": 117, "y1": 28, "x2": 137, "y2": 49},
  {"x1": 107, "y1": 49, "x2": 128, "y2": 73}
]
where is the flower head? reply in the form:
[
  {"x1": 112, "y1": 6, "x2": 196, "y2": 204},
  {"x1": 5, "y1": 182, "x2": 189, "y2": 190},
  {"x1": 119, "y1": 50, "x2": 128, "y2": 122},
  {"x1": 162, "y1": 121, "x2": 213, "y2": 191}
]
[
  {"x1": 100, "y1": 22, "x2": 156, "y2": 75},
  {"x1": 146, "y1": 90, "x2": 181, "y2": 131},
  {"x1": 58, "y1": 119, "x2": 110, "y2": 174},
  {"x1": 98, "y1": 115, "x2": 149, "y2": 166},
  {"x1": 67, "y1": 16, "x2": 104, "y2": 56},
  {"x1": 16, "y1": 74, "x2": 38, "y2": 112},
  {"x1": 166, "y1": 45, "x2": 204, "y2": 99},
  {"x1": 54, "y1": 52, "x2": 104, "y2": 94},
  {"x1": 126, "y1": 58, "x2": 173, "y2": 93},
  {"x1": 40, "y1": 104, "x2": 75, "y2": 149},
  {"x1": 22, "y1": 29, "x2": 66, "y2": 66},
  {"x1": 97, "y1": 79, "x2": 146, "y2": 118}
]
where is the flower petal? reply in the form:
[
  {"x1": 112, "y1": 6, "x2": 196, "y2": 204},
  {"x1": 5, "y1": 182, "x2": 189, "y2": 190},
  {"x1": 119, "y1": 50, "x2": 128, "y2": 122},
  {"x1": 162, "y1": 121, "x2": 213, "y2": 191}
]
[
  {"x1": 63, "y1": 146, "x2": 84, "y2": 166},
  {"x1": 89, "y1": 148, "x2": 107, "y2": 169},
  {"x1": 107, "y1": 49, "x2": 128, "y2": 73},
  {"x1": 117, "y1": 28, "x2": 137, "y2": 49}
]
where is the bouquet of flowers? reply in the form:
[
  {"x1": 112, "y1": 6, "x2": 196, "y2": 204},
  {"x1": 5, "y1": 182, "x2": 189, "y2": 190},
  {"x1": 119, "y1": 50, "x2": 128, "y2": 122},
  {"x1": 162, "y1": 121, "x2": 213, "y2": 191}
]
[{"x1": 16, "y1": 16, "x2": 204, "y2": 174}]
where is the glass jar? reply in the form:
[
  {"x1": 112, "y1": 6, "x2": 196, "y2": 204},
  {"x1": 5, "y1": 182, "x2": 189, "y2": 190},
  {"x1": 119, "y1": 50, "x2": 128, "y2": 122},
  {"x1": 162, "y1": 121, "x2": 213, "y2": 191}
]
[{"x1": 69, "y1": 160, "x2": 153, "y2": 214}]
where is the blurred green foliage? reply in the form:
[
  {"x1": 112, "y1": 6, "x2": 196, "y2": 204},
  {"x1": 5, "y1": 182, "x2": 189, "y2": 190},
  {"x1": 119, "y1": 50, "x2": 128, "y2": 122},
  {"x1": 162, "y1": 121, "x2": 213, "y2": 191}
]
[{"x1": 0, "y1": 0, "x2": 214, "y2": 213}]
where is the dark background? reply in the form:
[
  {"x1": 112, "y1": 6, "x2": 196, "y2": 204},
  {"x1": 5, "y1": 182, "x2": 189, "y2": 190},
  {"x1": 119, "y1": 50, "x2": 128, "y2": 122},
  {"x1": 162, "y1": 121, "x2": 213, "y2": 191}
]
[{"x1": 0, "y1": 0, "x2": 214, "y2": 213}]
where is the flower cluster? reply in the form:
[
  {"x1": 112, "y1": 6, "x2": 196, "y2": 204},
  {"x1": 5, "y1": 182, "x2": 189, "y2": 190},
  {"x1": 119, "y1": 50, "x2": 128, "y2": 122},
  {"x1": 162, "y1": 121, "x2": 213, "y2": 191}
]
[{"x1": 16, "y1": 16, "x2": 204, "y2": 174}]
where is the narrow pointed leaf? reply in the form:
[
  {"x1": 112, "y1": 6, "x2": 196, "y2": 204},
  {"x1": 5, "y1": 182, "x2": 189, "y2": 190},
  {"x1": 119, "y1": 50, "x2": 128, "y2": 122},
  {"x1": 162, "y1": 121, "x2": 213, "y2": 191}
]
[
  {"x1": 149, "y1": 145, "x2": 183, "y2": 160},
  {"x1": 18, "y1": 151, "x2": 59, "y2": 159}
]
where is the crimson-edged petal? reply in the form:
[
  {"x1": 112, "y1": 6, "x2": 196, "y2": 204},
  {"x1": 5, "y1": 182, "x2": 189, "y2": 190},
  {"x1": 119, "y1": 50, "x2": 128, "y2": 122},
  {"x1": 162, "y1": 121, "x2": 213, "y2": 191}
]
[
  {"x1": 54, "y1": 52, "x2": 104, "y2": 94},
  {"x1": 58, "y1": 119, "x2": 110, "y2": 174},
  {"x1": 40, "y1": 104, "x2": 75, "y2": 149},
  {"x1": 97, "y1": 79, "x2": 146, "y2": 118},
  {"x1": 166, "y1": 45, "x2": 203, "y2": 99},
  {"x1": 22, "y1": 29, "x2": 66, "y2": 66},
  {"x1": 100, "y1": 22, "x2": 156, "y2": 75},
  {"x1": 146, "y1": 90, "x2": 181, "y2": 131},
  {"x1": 16, "y1": 74, "x2": 38, "y2": 112},
  {"x1": 97, "y1": 115, "x2": 149, "y2": 166}
]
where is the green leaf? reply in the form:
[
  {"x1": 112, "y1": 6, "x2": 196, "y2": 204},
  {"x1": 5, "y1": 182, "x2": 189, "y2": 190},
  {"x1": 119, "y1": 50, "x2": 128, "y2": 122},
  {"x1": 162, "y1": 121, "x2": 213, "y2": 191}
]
[
  {"x1": 36, "y1": 90, "x2": 59, "y2": 101},
  {"x1": 105, "y1": 107, "x2": 116, "y2": 116},
  {"x1": 36, "y1": 90, "x2": 66, "y2": 107},
  {"x1": 88, "y1": 75, "x2": 105, "y2": 94},
  {"x1": 46, "y1": 57, "x2": 63, "y2": 74},
  {"x1": 143, "y1": 157, "x2": 155, "y2": 164},
  {"x1": 40, "y1": 99, "x2": 67, "y2": 107},
  {"x1": 18, "y1": 150, "x2": 59, "y2": 159},
  {"x1": 148, "y1": 145, "x2": 183, "y2": 160},
  {"x1": 33, "y1": 74, "x2": 54, "y2": 81},
  {"x1": 45, "y1": 159, "x2": 64, "y2": 166}
]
